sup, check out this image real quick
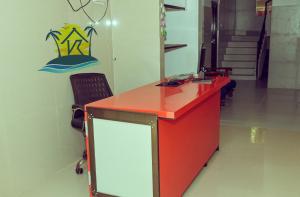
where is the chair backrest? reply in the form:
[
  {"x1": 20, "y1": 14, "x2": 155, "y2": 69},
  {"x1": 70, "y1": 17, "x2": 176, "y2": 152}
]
[{"x1": 70, "y1": 73, "x2": 113, "y2": 106}]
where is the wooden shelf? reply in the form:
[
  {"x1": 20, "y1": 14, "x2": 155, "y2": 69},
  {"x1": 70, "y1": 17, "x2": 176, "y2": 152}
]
[
  {"x1": 164, "y1": 4, "x2": 185, "y2": 11},
  {"x1": 164, "y1": 44, "x2": 187, "y2": 53}
]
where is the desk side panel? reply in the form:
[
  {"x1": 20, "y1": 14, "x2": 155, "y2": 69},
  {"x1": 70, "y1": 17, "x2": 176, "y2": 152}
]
[
  {"x1": 158, "y1": 92, "x2": 221, "y2": 197},
  {"x1": 86, "y1": 109, "x2": 159, "y2": 197},
  {"x1": 93, "y1": 119, "x2": 153, "y2": 196}
]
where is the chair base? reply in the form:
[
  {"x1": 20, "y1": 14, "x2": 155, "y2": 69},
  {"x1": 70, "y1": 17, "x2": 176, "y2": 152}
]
[{"x1": 75, "y1": 150, "x2": 87, "y2": 175}]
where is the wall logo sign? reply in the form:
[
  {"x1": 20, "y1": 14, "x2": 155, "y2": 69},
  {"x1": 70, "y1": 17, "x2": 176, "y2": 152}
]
[{"x1": 40, "y1": 24, "x2": 99, "y2": 73}]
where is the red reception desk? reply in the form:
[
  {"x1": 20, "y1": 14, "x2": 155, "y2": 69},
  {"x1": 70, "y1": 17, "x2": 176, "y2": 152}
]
[{"x1": 85, "y1": 77, "x2": 230, "y2": 197}]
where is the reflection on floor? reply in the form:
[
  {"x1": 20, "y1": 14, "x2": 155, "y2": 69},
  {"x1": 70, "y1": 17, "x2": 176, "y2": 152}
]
[
  {"x1": 23, "y1": 80, "x2": 300, "y2": 197},
  {"x1": 221, "y1": 80, "x2": 300, "y2": 131},
  {"x1": 185, "y1": 126, "x2": 300, "y2": 197}
]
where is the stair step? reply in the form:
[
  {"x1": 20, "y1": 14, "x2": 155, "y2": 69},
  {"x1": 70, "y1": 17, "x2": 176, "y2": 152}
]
[
  {"x1": 235, "y1": 30, "x2": 260, "y2": 36},
  {"x1": 245, "y1": 31, "x2": 260, "y2": 36},
  {"x1": 226, "y1": 47, "x2": 257, "y2": 55},
  {"x1": 231, "y1": 36, "x2": 258, "y2": 42},
  {"x1": 230, "y1": 66, "x2": 256, "y2": 69},
  {"x1": 229, "y1": 75, "x2": 257, "y2": 80},
  {"x1": 224, "y1": 54, "x2": 256, "y2": 61},
  {"x1": 222, "y1": 61, "x2": 256, "y2": 68},
  {"x1": 228, "y1": 42, "x2": 257, "y2": 48},
  {"x1": 235, "y1": 30, "x2": 247, "y2": 36},
  {"x1": 232, "y1": 68, "x2": 256, "y2": 75}
]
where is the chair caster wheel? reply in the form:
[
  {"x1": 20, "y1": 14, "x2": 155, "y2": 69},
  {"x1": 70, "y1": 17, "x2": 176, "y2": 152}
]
[{"x1": 75, "y1": 167, "x2": 83, "y2": 175}]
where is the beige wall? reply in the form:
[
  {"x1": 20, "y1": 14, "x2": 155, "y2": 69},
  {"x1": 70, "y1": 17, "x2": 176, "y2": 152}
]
[
  {"x1": 218, "y1": 0, "x2": 236, "y2": 66},
  {"x1": 236, "y1": 0, "x2": 263, "y2": 32},
  {"x1": 268, "y1": 0, "x2": 300, "y2": 89},
  {"x1": 204, "y1": 0, "x2": 211, "y2": 7},
  {"x1": 0, "y1": 1, "x2": 113, "y2": 196},
  {"x1": 67, "y1": 4, "x2": 114, "y2": 90},
  {"x1": 165, "y1": 0, "x2": 201, "y2": 76},
  {"x1": 219, "y1": 0, "x2": 236, "y2": 34},
  {"x1": 110, "y1": 0, "x2": 161, "y2": 94}
]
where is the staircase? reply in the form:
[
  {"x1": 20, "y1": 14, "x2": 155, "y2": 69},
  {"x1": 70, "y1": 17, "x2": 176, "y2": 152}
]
[{"x1": 221, "y1": 34, "x2": 258, "y2": 80}]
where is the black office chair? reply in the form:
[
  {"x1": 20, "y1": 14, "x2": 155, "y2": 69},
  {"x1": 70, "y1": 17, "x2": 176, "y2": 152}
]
[{"x1": 70, "y1": 73, "x2": 113, "y2": 174}]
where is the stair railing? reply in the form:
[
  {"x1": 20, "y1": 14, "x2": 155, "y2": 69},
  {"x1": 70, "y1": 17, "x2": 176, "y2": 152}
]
[{"x1": 257, "y1": 0, "x2": 272, "y2": 78}]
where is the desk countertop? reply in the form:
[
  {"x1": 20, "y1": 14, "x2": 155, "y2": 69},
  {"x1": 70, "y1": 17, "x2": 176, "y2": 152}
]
[{"x1": 86, "y1": 77, "x2": 230, "y2": 119}]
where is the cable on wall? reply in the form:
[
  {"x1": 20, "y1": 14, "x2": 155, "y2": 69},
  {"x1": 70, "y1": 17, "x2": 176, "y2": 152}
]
[
  {"x1": 81, "y1": 0, "x2": 110, "y2": 24},
  {"x1": 66, "y1": 0, "x2": 110, "y2": 24},
  {"x1": 66, "y1": 0, "x2": 91, "y2": 12}
]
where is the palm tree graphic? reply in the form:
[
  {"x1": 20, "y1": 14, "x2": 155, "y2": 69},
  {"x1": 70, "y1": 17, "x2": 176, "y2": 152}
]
[
  {"x1": 84, "y1": 26, "x2": 98, "y2": 56},
  {"x1": 46, "y1": 29, "x2": 62, "y2": 57}
]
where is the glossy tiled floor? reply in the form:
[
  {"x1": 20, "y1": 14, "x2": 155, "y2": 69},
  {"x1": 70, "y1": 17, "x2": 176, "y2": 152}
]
[
  {"x1": 221, "y1": 80, "x2": 300, "y2": 131},
  {"x1": 23, "y1": 80, "x2": 300, "y2": 197},
  {"x1": 185, "y1": 126, "x2": 300, "y2": 197}
]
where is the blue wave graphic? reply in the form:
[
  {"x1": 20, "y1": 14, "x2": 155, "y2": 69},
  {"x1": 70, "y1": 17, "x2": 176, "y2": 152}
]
[{"x1": 39, "y1": 61, "x2": 98, "y2": 73}]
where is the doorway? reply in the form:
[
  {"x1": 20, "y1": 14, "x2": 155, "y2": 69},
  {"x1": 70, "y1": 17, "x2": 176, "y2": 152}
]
[{"x1": 211, "y1": 1, "x2": 218, "y2": 69}]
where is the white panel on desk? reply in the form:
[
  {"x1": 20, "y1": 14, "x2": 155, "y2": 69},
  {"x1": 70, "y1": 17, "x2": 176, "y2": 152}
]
[{"x1": 93, "y1": 118, "x2": 153, "y2": 197}]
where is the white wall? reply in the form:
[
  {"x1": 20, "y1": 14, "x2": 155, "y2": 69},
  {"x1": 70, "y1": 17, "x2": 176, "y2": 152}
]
[
  {"x1": 165, "y1": 0, "x2": 201, "y2": 76},
  {"x1": 0, "y1": 1, "x2": 113, "y2": 196},
  {"x1": 272, "y1": 0, "x2": 298, "y2": 6},
  {"x1": 268, "y1": 0, "x2": 300, "y2": 89},
  {"x1": 67, "y1": 3, "x2": 114, "y2": 89},
  {"x1": 110, "y1": 0, "x2": 161, "y2": 94}
]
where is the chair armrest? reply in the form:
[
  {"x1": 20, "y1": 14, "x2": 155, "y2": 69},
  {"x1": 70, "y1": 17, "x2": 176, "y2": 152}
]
[
  {"x1": 72, "y1": 104, "x2": 84, "y2": 120},
  {"x1": 71, "y1": 104, "x2": 85, "y2": 131},
  {"x1": 72, "y1": 104, "x2": 84, "y2": 110},
  {"x1": 217, "y1": 67, "x2": 232, "y2": 77},
  {"x1": 206, "y1": 67, "x2": 232, "y2": 71},
  {"x1": 206, "y1": 67, "x2": 232, "y2": 77},
  {"x1": 216, "y1": 67, "x2": 232, "y2": 72},
  {"x1": 205, "y1": 71, "x2": 221, "y2": 77}
]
